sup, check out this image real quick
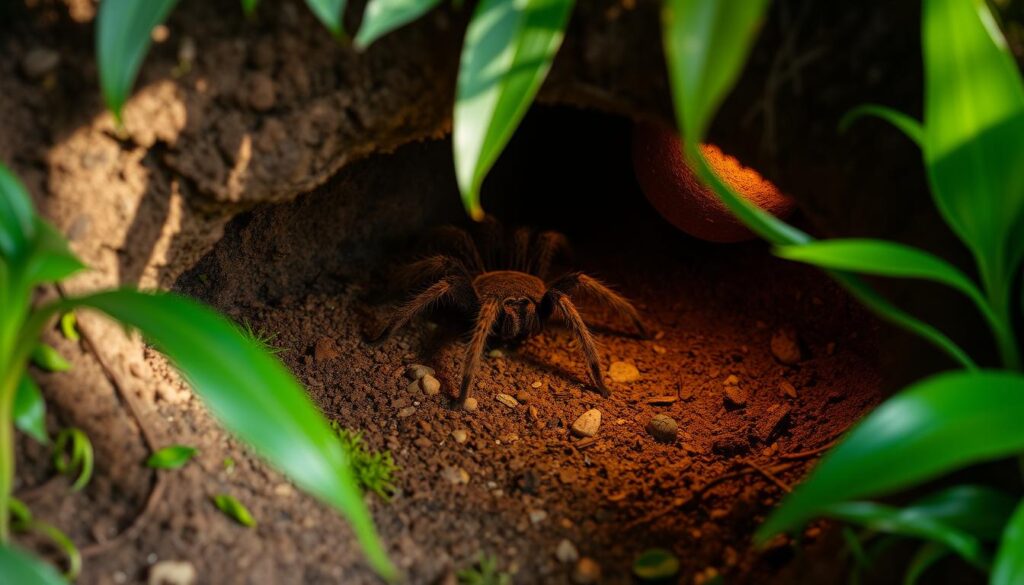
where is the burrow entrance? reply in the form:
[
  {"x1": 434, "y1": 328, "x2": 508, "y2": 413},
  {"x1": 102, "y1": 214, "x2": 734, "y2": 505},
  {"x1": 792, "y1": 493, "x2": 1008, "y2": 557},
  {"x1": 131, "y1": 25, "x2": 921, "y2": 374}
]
[{"x1": 175, "y1": 108, "x2": 883, "y2": 584}]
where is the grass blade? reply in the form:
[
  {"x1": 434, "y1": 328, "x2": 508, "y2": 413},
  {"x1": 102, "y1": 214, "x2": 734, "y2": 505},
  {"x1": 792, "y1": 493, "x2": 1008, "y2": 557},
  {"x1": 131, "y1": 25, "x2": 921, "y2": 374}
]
[
  {"x1": 305, "y1": 0, "x2": 347, "y2": 37},
  {"x1": 30, "y1": 344, "x2": 70, "y2": 373},
  {"x1": 52, "y1": 428, "x2": 93, "y2": 491},
  {"x1": 62, "y1": 289, "x2": 395, "y2": 579},
  {"x1": 355, "y1": 0, "x2": 441, "y2": 49},
  {"x1": 212, "y1": 494, "x2": 256, "y2": 527},
  {"x1": 146, "y1": 445, "x2": 197, "y2": 469},
  {"x1": 992, "y1": 498, "x2": 1024, "y2": 585},
  {"x1": 96, "y1": 0, "x2": 180, "y2": 121},
  {"x1": 13, "y1": 376, "x2": 47, "y2": 444},
  {"x1": 0, "y1": 545, "x2": 67, "y2": 585},
  {"x1": 904, "y1": 542, "x2": 950, "y2": 585},
  {"x1": 453, "y1": 0, "x2": 575, "y2": 219},
  {"x1": 840, "y1": 104, "x2": 924, "y2": 147},
  {"x1": 0, "y1": 164, "x2": 36, "y2": 259},
  {"x1": 757, "y1": 371, "x2": 1024, "y2": 542}
]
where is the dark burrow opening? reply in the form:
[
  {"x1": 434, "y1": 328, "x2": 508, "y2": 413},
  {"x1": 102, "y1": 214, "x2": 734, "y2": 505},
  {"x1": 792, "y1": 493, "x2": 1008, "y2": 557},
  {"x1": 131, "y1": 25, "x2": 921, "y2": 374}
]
[{"x1": 173, "y1": 107, "x2": 886, "y2": 584}]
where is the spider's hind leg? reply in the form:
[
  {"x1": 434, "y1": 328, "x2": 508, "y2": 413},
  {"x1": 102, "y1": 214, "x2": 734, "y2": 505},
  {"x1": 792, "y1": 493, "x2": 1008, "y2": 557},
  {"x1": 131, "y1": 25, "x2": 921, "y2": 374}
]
[{"x1": 542, "y1": 292, "x2": 611, "y2": 397}]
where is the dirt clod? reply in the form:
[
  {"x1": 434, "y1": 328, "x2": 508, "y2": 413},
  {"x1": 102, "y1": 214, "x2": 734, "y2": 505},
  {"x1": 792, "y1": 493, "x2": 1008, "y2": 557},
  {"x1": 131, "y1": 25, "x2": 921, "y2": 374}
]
[
  {"x1": 646, "y1": 414, "x2": 678, "y2": 443},
  {"x1": 608, "y1": 361, "x2": 640, "y2": 383},
  {"x1": 556, "y1": 539, "x2": 580, "y2": 563},
  {"x1": 314, "y1": 337, "x2": 340, "y2": 362},
  {"x1": 779, "y1": 380, "x2": 798, "y2": 398},
  {"x1": 421, "y1": 374, "x2": 441, "y2": 395},
  {"x1": 770, "y1": 327, "x2": 802, "y2": 365},
  {"x1": 463, "y1": 397, "x2": 478, "y2": 411},
  {"x1": 647, "y1": 394, "x2": 678, "y2": 405},
  {"x1": 452, "y1": 430, "x2": 468, "y2": 444},
  {"x1": 571, "y1": 409, "x2": 602, "y2": 437},
  {"x1": 406, "y1": 364, "x2": 436, "y2": 380},
  {"x1": 21, "y1": 48, "x2": 59, "y2": 80},
  {"x1": 723, "y1": 385, "x2": 748, "y2": 408},
  {"x1": 442, "y1": 466, "x2": 469, "y2": 485},
  {"x1": 572, "y1": 557, "x2": 602, "y2": 584}
]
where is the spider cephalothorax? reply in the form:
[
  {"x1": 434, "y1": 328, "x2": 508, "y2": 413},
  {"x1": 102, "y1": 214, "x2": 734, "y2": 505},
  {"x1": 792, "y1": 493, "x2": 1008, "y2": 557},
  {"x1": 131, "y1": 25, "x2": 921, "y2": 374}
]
[{"x1": 375, "y1": 220, "x2": 648, "y2": 406}]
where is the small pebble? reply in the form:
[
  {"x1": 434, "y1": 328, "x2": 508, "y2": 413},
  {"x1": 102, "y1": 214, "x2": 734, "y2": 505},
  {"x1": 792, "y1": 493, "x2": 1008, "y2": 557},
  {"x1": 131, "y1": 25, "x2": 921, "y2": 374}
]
[
  {"x1": 488, "y1": 348, "x2": 505, "y2": 358},
  {"x1": 421, "y1": 374, "x2": 441, "y2": 396},
  {"x1": 515, "y1": 391, "x2": 531, "y2": 404},
  {"x1": 313, "y1": 337, "x2": 339, "y2": 362},
  {"x1": 779, "y1": 380, "x2": 798, "y2": 398},
  {"x1": 451, "y1": 429, "x2": 468, "y2": 444},
  {"x1": 148, "y1": 560, "x2": 196, "y2": 585},
  {"x1": 770, "y1": 327, "x2": 802, "y2": 365},
  {"x1": 531, "y1": 381, "x2": 542, "y2": 388},
  {"x1": 555, "y1": 539, "x2": 579, "y2": 563},
  {"x1": 724, "y1": 385, "x2": 747, "y2": 408},
  {"x1": 463, "y1": 397, "x2": 478, "y2": 411},
  {"x1": 406, "y1": 364, "x2": 435, "y2": 380},
  {"x1": 441, "y1": 466, "x2": 469, "y2": 485},
  {"x1": 646, "y1": 414, "x2": 678, "y2": 443},
  {"x1": 21, "y1": 48, "x2": 59, "y2": 80},
  {"x1": 398, "y1": 406, "x2": 417, "y2": 418},
  {"x1": 496, "y1": 393, "x2": 519, "y2": 408},
  {"x1": 724, "y1": 374, "x2": 739, "y2": 385},
  {"x1": 652, "y1": 344, "x2": 667, "y2": 354},
  {"x1": 571, "y1": 409, "x2": 602, "y2": 438},
  {"x1": 572, "y1": 557, "x2": 601, "y2": 584},
  {"x1": 528, "y1": 509, "x2": 547, "y2": 524},
  {"x1": 609, "y1": 361, "x2": 640, "y2": 383},
  {"x1": 413, "y1": 437, "x2": 432, "y2": 449}
]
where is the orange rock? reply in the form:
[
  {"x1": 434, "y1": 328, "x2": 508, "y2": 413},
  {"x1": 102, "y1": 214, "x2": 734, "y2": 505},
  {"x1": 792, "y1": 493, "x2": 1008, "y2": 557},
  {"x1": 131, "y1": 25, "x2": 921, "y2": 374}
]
[{"x1": 631, "y1": 122, "x2": 796, "y2": 243}]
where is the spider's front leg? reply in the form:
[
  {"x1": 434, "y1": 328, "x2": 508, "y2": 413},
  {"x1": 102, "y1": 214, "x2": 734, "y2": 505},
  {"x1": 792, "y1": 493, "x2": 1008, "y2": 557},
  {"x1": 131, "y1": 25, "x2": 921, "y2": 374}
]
[
  {"x1": 457, "y1": 298, "x2": 501, "y2": 406},
  {"x1": 547, "y1": 272, "x2": 650, "y2": 339},
  {"x1": 371, "y1": 278, "x2": 457, "y2": 342},
  {"x1": 541, "y1": 291, "x2": 611, "y2": 397}
]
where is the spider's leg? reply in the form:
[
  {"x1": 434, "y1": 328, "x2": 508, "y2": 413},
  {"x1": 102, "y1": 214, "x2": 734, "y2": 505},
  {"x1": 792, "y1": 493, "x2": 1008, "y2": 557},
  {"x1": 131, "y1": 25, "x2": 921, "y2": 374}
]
[
  {"x1": 548, "y1": 272, "x2": 649, "y2": 338},
  {"x1": 458, "y1": 297, "x2": 501, "y2": 406},
  {"x1": 511, "y1": 227, "x2": 533, "y2": 272},
  {"x1": 373, "y1": 278, "x2": 459, "y2": 342},
  {"x1": 474, "y1": 215, "x2": 505, "y2": 270},
  {"x1": 396, "y1": 255, "x2": 469, "y2": 289},
  {"x1": 431, "y1": 226, "x2": 484, "y2": 273},
  {"x1": 532, "y1": 230, "x2": 569, "y2": 279},
  {"x1": 543, "y1": 292, "x2": 610, "y2": 397}
]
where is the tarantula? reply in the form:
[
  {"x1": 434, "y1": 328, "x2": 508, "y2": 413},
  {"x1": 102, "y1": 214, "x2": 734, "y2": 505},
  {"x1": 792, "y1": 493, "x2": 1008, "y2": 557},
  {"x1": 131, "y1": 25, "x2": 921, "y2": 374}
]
[{"x1": 374, "y1": 220, "x2": 648, "y2": 406}]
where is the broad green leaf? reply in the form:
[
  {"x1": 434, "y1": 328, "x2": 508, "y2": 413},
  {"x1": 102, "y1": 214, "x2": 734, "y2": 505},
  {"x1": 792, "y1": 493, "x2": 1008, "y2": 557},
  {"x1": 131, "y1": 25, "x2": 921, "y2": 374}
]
[
  {"x1": 53, "y1": 428, "x2": 93, "y2": 491},
  {"x1": 453, "y1": 0, "x2": 575, "y2": 219},
  {"x1": 0, "y1": 164, "x2": 36, "y2": 259},
  {"x1": 840, "y1": 104, "x2": 925, "y2": 148},
  {"x1": 825, "y1": 485, "x2": 1017, "y2": 567},
  {"x1": 242, "y1": 0, "x2": 259, "y2": 17},
  {"x1": 146, "y1": 445, "x2": 197, "y2": 469},
  {"x1": 0, "y1": 545, "x2": 67, "y2": 585},
  {"x1": 14, "y1": 376, "x2": 48, "y2": 444},
  {"x1": 59, "y1": 312, "x2": 79, "y2": 342},
  {"x1": 758, "y1": 371, "x2": 1024, "y2": 541},
  {"x1": 922, "y1": 0, "x2": 1024, "y2": 289},
  {"x1": 96, "y1": 0, "x2": 180, "y2": 121},
  {"x1": 354, "y1": 0, "x2": 441, "y2": 49},
  {"x1": 31, "y1": 344, "x2": 70, "y2": 373},
  {"x1": 662, "y1": 0, "x2": 770, "y2": 141},
  {"x1": 64, "y1": 290, "x2": 394, "y2": 579},
  {"x1": 25, "y1": 221, "x2": 85, "y2": 286},
  {"x1": 775, "y1": 239, "x2": 996, "y2": 332},
  {"x1": 305, "y1": 0, "x2": 347, "y2": 36},
  {"x1": 212, "y1": 493, "x2": 256, "y2": 527},
  {"x1": 904, "y1": 542, "x2": 950, "y2": 585},
  {"x1": 993, "y1": 498, "x2": 1024, "y2": 585}
]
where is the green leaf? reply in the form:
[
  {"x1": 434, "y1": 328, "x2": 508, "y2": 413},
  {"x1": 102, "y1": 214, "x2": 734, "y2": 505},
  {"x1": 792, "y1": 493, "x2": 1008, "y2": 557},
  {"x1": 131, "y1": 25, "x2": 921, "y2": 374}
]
[
  {"x1": 0, "y1": 545, "x2": 67, "y2": 585},
  {"x1": 922, "y1": 0, "x2": 1024, "y2": 289},
  {"x1": 632, "y1": 548, "x2": 680, "y2": 580},
  {"x1": 63, "y1": 290, "x2": 394, "y2": 579},
  {"x1": 0, "y1": 164, "x2": 36, "y2": 259},
  {"x1": 661, "y1": 0, "x2": 770, "y2": 141},
  {"x1": 839, "y1": 104, "x2": 924, "y2": 147},
  {"x1": 31, "y1": 344, "x2": 70, "y2": 373},
  {"x1": 904, "y1": 542, "x2": 950, "y2": 585},
  {"x1": 146, "y1": 445, "x2": 197, "y2": 469},
  {"x1": 212, "y1": 493, "x2": 256, "y2": 527},
  {"x1": 242, "y1": 0, "x2": 259, "y2": 17},
  {"x1": 52, "y1": 428, "x2": 93, "y2": 491},
  {"x1": 305, "y1": 0, "x2": 347, "y2": 37},
  {"x1": 14, "y1": 376, "x2": 48, "y2": 444},
  {"x1": 758, "y1": 371, "x2": 1024, "y2": 542},
  {"x1": 25, "y1": 220, "x2": 85, "y2": 286},
  {"x1": 993, "y1": 498, "x2": 1024, "y2": 585},
  {"x1": 825, "y1": 485, "x2": 1017, "y2": 567},
  {"x1": 59, "y1": 312, "x2": 79, "y2": 342},
  {"x1": 354, "y1": 0, "x2": 441, "y2": 49},
  {"x1": 453, "y1": 0, "x2": 575, "y2": 219},
  {"x1": 96, "y1": 0, "x2": 179, "y2": 120}
]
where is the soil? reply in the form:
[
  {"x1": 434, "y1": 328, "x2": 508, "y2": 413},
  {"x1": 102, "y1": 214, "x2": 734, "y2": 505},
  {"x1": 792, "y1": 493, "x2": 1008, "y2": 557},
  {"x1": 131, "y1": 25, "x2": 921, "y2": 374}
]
[{"x1": 3, "y1": 0, "x2": 996, "y2": 583}]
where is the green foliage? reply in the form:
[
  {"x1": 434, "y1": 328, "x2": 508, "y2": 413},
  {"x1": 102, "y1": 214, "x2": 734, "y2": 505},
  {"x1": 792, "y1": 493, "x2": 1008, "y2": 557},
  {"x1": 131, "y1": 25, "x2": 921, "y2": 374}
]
[
  {"x1": 0, "y1": 163, "x2": 394, "y2": 580},
  {"x1": 146, "y1": 445, "x2": 198, "y2": 469},
  {"x1": 13, "y1": 376, "x2": 47, "y2": 444},
  {"x1": 241, "y1": 0, "x2": 259, "y2": 17},
  {"x1": 0, "y1": 546, "x2": 66, "y2": 585},
  {"x1": 96, "y1": 0, "x2": 180, "y2": 122},
  {"x1": 213, "y1": 493, "x2": 256, "y2": 527},
  {"x1": 59, "y1": 313, "x2": 79, "y2": 342},
  {"x1": 839, "y1": 104, "x2": 924, "y2": 147},
  {"x1": 993, "y1": 499, "x2": 1024, "y2": 585},
  {"x1": 332, "y1": 422, "x2": 398, "y2": 499},
  {"x1": 632, "y1": 548, "x2": 680, "y2": 581},
  {"x1": 453, "y1": 0, "x2": 575, "y2": 219},
  {"x1": 456, "y1": 554, "x2": 511, "y2": 585},
  {"x1": 355, "y1": 0, "x2": 442, "y2": 49},
  {"x1": 52, "y1": 428, "x2": 93, "y2": 492},
  {"x1": 239, "y1": 319, "x2": 286, "y2": 355},
  {"x1": 305, "y1": 0, "x2": 348, "y2": 37},
  {"x1": 30, "y1": 344, "x2": 70, "y2": 373}
]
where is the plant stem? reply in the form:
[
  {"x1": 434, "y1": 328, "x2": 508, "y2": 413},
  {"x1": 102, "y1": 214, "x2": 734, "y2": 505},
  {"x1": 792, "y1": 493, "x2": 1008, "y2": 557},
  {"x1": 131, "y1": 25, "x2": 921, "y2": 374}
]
[
  {"x1": 980, "y1": 258, "x2": 1021, "y2": 371},
  {"x1": 0, "y1": 368, "x2": 17, "y2": 544}
]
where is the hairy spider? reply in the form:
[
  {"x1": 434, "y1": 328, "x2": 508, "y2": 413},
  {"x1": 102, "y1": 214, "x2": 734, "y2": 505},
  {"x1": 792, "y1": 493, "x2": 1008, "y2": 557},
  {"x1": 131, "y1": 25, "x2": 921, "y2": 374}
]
[{"x1": 374, "y1": 220, "x2": 648, "y2": 406}]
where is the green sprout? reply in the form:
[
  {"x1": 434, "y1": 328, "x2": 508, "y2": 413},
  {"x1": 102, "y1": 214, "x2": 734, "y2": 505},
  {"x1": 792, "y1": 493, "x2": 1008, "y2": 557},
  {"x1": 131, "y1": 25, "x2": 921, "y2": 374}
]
[
  {"x1": 456, "y1": 554, "x2": 511, "y2": 585},
  {"x1": 239, "y1": 319, "x2": 287, "y2": 355},
  {"x1": 331, "y1": 422, "x2": 398, "y2": 500}
]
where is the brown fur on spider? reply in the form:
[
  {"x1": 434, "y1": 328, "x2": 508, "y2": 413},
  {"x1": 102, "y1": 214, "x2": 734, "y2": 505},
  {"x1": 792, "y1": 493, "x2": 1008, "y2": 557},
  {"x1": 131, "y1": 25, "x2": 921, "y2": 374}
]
[{"x1": 373, "y1": 219, "x2": 649, "y2": 406}]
